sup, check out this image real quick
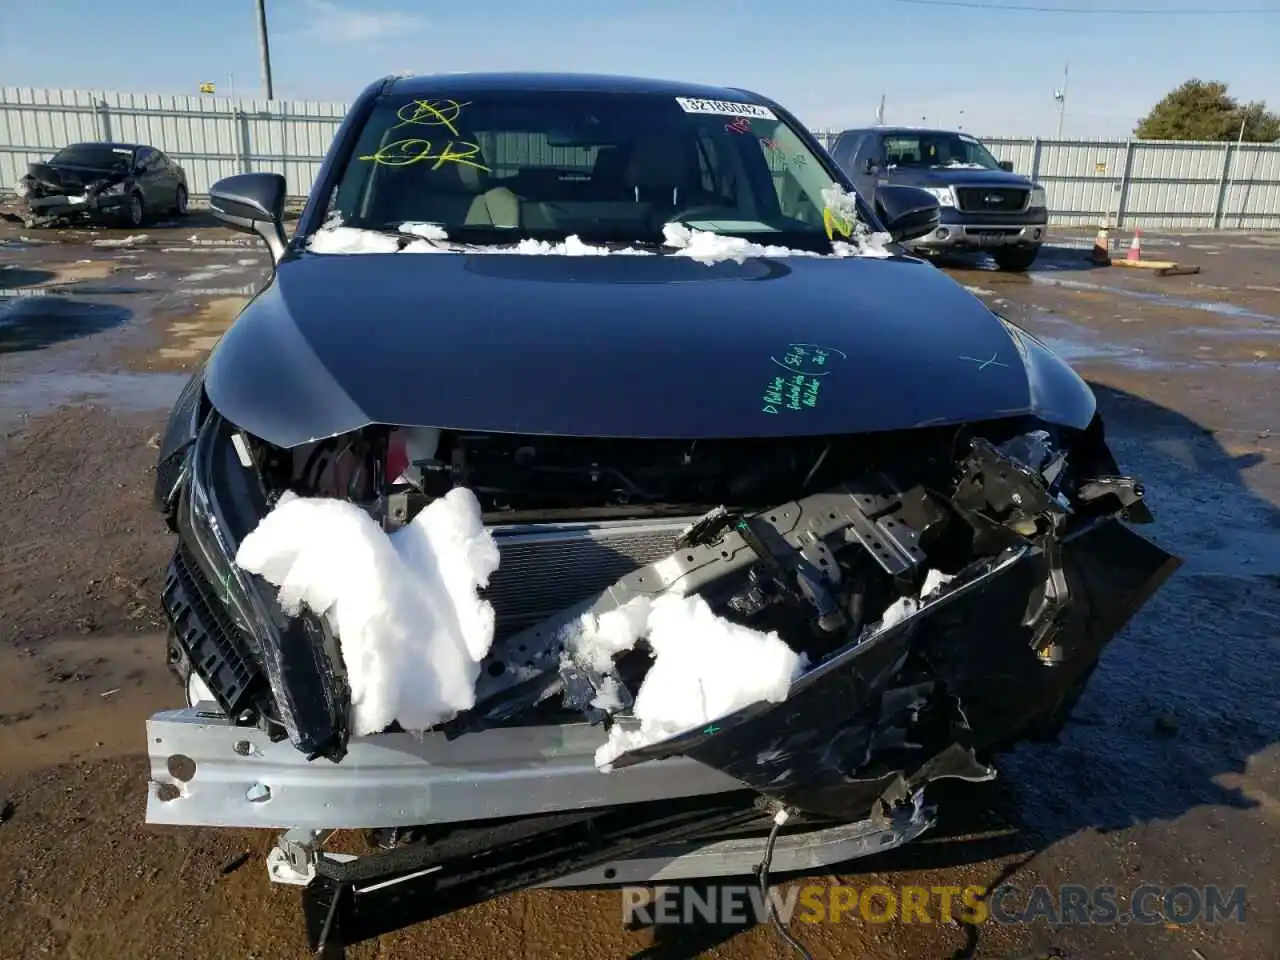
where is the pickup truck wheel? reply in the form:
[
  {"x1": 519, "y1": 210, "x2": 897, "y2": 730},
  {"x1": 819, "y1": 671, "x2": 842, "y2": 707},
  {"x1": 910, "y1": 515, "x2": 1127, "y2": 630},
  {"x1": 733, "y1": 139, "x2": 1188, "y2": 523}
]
[{"x1": 993, "y1": 245, "x2": 1040, "y2": 272}]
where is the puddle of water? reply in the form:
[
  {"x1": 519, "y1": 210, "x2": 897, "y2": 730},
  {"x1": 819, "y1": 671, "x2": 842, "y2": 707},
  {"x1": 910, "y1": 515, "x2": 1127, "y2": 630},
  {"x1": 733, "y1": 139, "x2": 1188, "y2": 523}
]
[
  {"x1": 0, "y1": 298, "x2": 131, "y2": 353},
  {"x1": 1030, "y1": 274, "x2": 1280, "y2": 323},
  {"x1": 183, "y1": 265, "x2": 247, "y2": 282},
  {"x1": 1038, "y1": 334, "x2": 1170, "y2": 370},
  {"x1": 0, "y1": 266, "x2": 57, "y2": 289},
  {"x1": 0, "y1": 371, "x2": 189, "y2": 415}
]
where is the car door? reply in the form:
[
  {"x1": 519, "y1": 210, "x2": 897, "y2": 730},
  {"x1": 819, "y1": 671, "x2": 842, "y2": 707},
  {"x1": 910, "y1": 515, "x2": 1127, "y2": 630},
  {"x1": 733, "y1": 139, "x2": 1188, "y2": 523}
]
[
  {"x1": 850, "y1": 134, "x2": 885, "y2": 199},
  {"x1": 154, "y1": 150, "x2": 182, "y2": 205},
  {"x1": 133, "y1": 148, "x2": 165, "y2": 209}
]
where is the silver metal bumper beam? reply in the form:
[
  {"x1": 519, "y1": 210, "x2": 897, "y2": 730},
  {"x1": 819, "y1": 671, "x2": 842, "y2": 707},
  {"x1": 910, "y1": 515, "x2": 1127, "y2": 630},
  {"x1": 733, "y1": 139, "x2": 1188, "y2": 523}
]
[{"x1": 146, "y1": 707, "x2": 745, "y2": 830}]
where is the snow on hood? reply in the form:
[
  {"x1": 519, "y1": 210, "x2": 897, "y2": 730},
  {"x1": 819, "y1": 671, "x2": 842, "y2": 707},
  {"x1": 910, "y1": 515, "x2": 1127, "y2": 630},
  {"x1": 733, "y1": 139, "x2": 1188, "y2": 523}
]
[
  {"x1": 565, "y1": 594, "x2": 808, "y2": 771},
  {"x1": 303, "y1": 187, "x2": 894, "y2": 262},
  {"x1": 235, "y1": 487, "x2": 501, "y2": 736}
]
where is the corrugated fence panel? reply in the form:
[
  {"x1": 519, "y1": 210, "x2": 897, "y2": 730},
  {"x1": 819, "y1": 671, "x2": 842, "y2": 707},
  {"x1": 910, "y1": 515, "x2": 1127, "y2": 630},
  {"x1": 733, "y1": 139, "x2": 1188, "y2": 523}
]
[
  {"x1": 3, "y1": 93, "x2": 1279, "y2": 230},
  {"x1": 1219, "y1": 145, "x2": 1280, "y2": 231}
]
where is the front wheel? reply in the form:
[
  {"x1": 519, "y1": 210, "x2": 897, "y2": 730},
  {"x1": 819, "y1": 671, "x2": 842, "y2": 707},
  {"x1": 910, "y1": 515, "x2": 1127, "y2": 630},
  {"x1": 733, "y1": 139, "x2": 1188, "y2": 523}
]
[
  {"x1": 993, "y1": 245, "x2": 1040, "y2": 272},
  {"x1": 122, "y1": 191, "x2": 145, "y2": 228},
  {"x1": 173, "y1": 184, "x2": 189, "y2": 216}
]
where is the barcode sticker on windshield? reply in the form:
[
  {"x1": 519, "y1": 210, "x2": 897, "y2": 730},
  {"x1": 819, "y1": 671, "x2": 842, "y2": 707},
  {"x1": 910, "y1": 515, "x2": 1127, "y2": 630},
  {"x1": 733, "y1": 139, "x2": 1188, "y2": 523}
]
[{"x1": 675, "y1": 97, "x2": 777, "y2": 120}]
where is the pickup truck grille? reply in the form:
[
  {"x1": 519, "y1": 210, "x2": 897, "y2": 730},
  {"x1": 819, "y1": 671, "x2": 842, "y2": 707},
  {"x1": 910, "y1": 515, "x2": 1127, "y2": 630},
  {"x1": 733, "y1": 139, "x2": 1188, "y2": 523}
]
[{"x1": 955, "y1": 187, "x2": 1029, "y2": 213}]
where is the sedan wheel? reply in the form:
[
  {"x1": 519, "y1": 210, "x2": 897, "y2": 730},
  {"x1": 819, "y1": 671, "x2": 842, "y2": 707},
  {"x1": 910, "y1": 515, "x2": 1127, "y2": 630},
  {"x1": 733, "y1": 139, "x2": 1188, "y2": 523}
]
[
  {"x1": 126, "y1": 191, "x2": 145, "y2": 228},
  {"x1": 174, "y1": 184, "x2": 189, "y2": 216}
]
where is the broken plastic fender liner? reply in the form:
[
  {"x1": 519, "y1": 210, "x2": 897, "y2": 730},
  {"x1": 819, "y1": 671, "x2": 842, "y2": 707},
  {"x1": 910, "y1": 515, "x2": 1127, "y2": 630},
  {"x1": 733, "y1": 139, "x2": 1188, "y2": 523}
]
[{"x1": 604, "y1": 519, "x2": 1180, "y2": 820}]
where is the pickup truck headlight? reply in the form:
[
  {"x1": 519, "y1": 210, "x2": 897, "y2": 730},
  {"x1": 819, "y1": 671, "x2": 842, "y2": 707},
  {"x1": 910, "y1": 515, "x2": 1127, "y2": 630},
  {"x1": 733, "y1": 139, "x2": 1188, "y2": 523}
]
[
  {"x1": 922, "y1": 186, "x2": 956, "y2": 207},
  {"x1": 1030, "y1": 186, "x2": 1047, "y2": 208}
]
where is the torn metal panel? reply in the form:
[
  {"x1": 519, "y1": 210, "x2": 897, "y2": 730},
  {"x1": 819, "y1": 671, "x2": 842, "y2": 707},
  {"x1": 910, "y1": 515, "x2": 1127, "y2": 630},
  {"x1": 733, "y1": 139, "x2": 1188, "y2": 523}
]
[
  {"x1": 453, "y1": 484, "x2": 929, "y2": 732},
  {"x1": 605, "y1": 518, "x2": 1177, "y2": 817}
]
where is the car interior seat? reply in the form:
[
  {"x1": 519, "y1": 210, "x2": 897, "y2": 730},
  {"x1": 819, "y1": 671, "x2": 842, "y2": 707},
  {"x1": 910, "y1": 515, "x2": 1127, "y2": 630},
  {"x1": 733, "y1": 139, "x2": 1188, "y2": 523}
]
[
  {"x1": 365, "y1": 145, "x2": 520, "y2": 229},
  {"x1": 621, "y1": 135, "x2": 700, "y2": 227}
]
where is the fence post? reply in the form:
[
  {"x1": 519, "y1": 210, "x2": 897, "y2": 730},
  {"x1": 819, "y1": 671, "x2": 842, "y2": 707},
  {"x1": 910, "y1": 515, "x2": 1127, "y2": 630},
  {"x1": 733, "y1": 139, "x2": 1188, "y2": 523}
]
[
  {"x1": 1211, "y1": 139, "x2": 1234, "y2": 230},
  {"x1": 1030, "y1": 137, "x2": 1042, "y2": 183},
  {"x1": 1115, "y1": 138, "x2": 1135, "y2": 229},
  {"x1": 233, "y1": 105, "x2": 249, "y2": 176},
  {"x1": 92, "y1": 95, "x2": 111, "y2": 141}
]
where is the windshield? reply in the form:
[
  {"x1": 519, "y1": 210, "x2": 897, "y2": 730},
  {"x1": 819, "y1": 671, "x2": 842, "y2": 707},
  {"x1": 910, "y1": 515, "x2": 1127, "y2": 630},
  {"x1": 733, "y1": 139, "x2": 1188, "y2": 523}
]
[
  {"x1": 326, "y1": 91, "x2": 869, "y2": 247},
  {"x1": 50, "y1": 143, "x2": 133, "y2": 170},
  {"x1": 882, "y1": 132, "x2": 1001, "y2": 170}
]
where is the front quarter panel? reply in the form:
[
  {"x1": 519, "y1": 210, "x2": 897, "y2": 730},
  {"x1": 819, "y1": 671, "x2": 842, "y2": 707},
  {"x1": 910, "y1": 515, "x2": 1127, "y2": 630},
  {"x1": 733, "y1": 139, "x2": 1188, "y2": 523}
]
[{"x1": 1000, "y1": 316, "x2": 1096, "y2": 429}]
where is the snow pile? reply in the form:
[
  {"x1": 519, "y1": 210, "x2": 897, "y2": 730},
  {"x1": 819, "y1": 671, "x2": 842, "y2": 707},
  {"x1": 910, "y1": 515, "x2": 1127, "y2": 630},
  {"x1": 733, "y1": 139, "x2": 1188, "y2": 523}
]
[
  {"x1": 235, "y1": 488, "x2": 501, "y2": 736},
  {"x1": 513, "y1": 235, "x2": 652, "y2": 256},
  {"x1": 14, "y1": 181, "x2": 29, "y2": 197},
  {"x1": 306, "y1": 221, "x2": 451, "y2": 254},
  {"x1": 307, "y1": 226, "x2": 400, "y2": 254},
  {"x1": 303, "y1": 189, "x2": 894, "y2": 261},
  {"x1": 399, "y1": 221, "x2": 449, "y2": 241},
  {"x1": 820, "y1": 185, "x2": 893, "y2": 258},
  {"x1": 564, "y1": 594, "x2": 808, "y2": 770},
  {"x1": 661, "y1": 222, "x2": 819, "y2": 264},
  {"x1": 876, "y1": 569, "x2": 956, "y2": 631},
  {"x1": 91, "y1": 234, "x2": 148, "y2": 248}
]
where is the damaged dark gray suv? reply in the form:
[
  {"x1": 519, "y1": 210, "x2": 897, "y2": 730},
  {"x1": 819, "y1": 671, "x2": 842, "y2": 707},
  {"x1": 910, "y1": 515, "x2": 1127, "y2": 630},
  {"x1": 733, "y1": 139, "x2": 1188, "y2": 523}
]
[{"x1": 146, "y1": 71, "x2": 1180, "y2": 953}]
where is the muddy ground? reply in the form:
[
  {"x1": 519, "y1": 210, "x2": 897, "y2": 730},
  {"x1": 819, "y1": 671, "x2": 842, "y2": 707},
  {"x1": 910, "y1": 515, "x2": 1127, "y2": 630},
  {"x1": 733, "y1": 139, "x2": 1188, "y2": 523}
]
[{"x1": 0, "y1": 217, "x2": 1277, "y2": 960}]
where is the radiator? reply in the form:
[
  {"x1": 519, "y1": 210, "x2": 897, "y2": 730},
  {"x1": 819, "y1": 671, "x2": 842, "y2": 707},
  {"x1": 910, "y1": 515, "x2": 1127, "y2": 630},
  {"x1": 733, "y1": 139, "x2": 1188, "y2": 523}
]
[{"x1": 485, "y1": 517, "x2": 693, "y2": 639}]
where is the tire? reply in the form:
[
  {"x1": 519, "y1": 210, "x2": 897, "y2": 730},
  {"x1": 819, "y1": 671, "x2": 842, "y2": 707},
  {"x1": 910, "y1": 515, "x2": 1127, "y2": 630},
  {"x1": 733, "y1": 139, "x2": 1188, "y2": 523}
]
[
  {"x1": 992, "y1": 245, "x2": 1040, "y2": 272},
  {"x1": 173, "y1": 184, "x2": 189, "y2": 216},
  {"x1": 123, "y1": 190, "x2": 145, "y2": 228}
]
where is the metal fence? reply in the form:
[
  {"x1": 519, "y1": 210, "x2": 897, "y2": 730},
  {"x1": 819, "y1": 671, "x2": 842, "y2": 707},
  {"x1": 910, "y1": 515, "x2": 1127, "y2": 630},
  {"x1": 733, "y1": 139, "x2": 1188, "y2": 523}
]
[{"x1": 3, "y1": 86, "x2": 1280, "y2": 230}]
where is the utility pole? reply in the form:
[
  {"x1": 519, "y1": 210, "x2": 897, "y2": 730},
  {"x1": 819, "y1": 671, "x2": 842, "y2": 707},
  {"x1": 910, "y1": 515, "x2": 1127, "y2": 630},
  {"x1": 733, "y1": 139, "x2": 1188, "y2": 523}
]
[
  {"x1": 255, "y1": 0, "x2": 275, "y2": 100},
  {"x1": 1053, "y1": 62, "x2": 1068, "y2": 139},
  {"x1": 875, "y1": 93, "x2": 886, "y2": 125}
]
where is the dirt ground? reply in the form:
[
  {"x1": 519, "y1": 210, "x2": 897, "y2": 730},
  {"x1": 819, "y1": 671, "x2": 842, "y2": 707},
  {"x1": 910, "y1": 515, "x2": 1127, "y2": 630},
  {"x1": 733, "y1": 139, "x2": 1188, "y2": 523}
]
[{"x1": 1, "y1": 216, "x2": 1277, "y2": 960}]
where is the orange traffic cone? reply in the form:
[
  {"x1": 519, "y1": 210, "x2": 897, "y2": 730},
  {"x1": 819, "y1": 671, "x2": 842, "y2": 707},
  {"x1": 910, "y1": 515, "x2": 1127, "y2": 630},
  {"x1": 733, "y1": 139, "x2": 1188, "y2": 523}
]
[
  {"x1": 1091, "y1": 223, "x2": 1111, "y2": 264},
  {"x1": 1127, "y1": 228, "x2": 1142, "y2": 262}
]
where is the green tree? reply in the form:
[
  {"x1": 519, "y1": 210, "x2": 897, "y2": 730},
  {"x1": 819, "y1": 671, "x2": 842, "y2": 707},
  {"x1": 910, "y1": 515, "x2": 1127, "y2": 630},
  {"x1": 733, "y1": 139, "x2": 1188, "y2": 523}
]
[{"x1": 1135, "y1": 79, "x2": 1280, "y2": 142}]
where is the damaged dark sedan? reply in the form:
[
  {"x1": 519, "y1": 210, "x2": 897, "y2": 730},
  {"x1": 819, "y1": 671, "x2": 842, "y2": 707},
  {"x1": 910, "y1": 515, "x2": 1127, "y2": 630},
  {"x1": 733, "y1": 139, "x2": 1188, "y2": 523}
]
[
  {"x1": 146, "y1": 72, "x2": 1180, "y2": 954},
  {"x1": 14, "y1": 141, "x2": 189, "y2": 228}
]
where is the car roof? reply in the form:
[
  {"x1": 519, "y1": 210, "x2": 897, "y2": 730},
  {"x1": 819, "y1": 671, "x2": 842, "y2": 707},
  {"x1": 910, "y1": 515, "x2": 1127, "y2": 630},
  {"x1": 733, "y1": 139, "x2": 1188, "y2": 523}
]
[
  {"x1": 837, "y1": 126, "x2": 976, "y2": 138},
  {"x1": 60, "y1": 141, "x2": 146, "y2": 151},
  {"x1": 384, "y1": 71, "x2": 766, "y2": 103}
]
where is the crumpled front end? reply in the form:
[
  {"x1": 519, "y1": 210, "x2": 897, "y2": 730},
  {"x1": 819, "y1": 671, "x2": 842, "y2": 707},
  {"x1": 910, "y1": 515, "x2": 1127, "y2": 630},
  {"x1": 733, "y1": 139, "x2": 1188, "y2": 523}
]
[
  {"x1": 150, "y1": 403, "x2": 1177, "y2": 801},
  {"x1": 15, "y1": 162, "x2": 130, "y2": 226},
  {"x1": 145, "y1": 402, "x2": 1178, "y2": 948}
]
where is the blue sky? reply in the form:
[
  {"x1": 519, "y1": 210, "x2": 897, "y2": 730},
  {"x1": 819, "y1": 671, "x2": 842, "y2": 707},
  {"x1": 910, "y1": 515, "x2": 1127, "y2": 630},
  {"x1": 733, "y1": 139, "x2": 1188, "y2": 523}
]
[{"x1": 3, "y1": 0, "x2": 1277, "y2": 137}]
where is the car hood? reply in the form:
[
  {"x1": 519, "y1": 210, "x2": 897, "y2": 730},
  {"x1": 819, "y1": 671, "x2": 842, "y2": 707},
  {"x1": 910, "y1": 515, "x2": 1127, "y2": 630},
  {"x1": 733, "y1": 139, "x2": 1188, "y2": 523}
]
[
  {"x1": 204, "y1": 249, "x2": 1094, "y2": 447},
  {"x1": 888, "y1": 167, "x2": 1034, "y2": 188}
]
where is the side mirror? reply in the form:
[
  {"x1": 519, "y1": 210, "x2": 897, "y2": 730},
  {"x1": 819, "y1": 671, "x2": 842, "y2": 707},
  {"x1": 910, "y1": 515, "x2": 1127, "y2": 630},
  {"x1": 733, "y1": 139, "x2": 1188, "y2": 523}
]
[
  {"x1": 874, "y1": 184, "x2": 940, "y2": 244},
  {"x1": 209, "y1": 172, "x2": 288, "y2": 262},
  {"x1": 998, "y1": 160, "x2": 1015, "y2": 172}
]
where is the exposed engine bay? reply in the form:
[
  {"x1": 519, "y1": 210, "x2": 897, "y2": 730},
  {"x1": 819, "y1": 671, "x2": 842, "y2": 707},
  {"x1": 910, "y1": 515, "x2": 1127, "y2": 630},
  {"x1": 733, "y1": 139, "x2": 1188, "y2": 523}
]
[
  {"x1": 150, "y1": 402, "x2": 1177, "y2": 953},
  {"x1": 157, "y1": 402, "x2": 1162, "y2": 758}
]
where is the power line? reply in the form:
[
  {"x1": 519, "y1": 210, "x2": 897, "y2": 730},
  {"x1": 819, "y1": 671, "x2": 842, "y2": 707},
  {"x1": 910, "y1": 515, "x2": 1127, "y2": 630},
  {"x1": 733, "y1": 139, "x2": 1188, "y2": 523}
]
[{"x1": 892, "y1": 0, "x2": 1278, "y2": 12}]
